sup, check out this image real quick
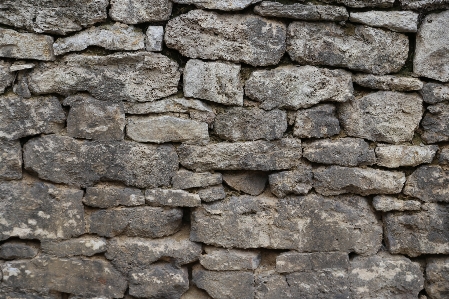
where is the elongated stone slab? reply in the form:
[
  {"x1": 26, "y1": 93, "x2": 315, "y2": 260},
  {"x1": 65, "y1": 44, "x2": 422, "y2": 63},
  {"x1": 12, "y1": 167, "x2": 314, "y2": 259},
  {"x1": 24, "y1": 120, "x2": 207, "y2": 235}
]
[
  {"x1": 200, "y1": 247, "x2": 261, "y2": 271},
  {"x1": 422, "y1": 102, "x2": 449, "y2": 143},
  {"x1": 41, "y1": 236, "x2": 107, "y2": 257},
  {"x1": 353, "y1": 73, "x2": 423, "y2": 91},
  {"x1": 124, "y1": 97, "x2": 213, "y2": 115},
  {"x1": 254, "y1": 2, "x2": 348, "y2": 21},
  {"x1": 400, "y1": 0, "x2": 449, "y2": 10},
  {"x1": 0, "y1": 241, "x2": 39, "y2": 260},
  {"x1": 172, "y1": 170, "x2": 222, "y2": 190},
  {"x1": 372, "y1": 195, "x2": 421, "y2": 212},
  {"x1": 349, "y1": 11, "x2": 419, "y2": 32},
  {"x1": 84, "y1": 183, "x2": 145, "y2": 208},
  {"x1": 0, "y1": 28, "x2": 54, "y2": 61},
  {"x1": 0, "y1": 140, "x2": 22, "y2": 180},
  {"x1": 403, "y1": 165, "x2": 449, "y2": 203},
  {"x1": 276, "y1": 252, "x2": 348, "y2": 273},
  {"x1": 145, "y1": 189, "x2": 201, "y2": 207},
  {"x1": 375, "y1": 144, "x2": 437, "y2": 168},
  {"x1": 110, "y1": 0, "x2": 173, "y2": 24},
  {"x1": 173, "y1": 0, "x2": 262, "y2": 10},
  {"x1": 321, "y1": 0, "x2": 394, "y2": 7}
]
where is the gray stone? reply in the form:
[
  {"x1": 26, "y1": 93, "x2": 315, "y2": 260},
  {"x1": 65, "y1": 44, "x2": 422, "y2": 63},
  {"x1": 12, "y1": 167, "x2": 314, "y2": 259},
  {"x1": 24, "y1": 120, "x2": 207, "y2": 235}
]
[
  {"x1": 165, "y1": 10, "x2": 287, "y2": 66},
  {"x1": 303, "y1": 138, "x2": 376, "y2": 166},
  {"x1": 198, "y1": 185, "x2": 227, "y2": 202},
  {"x1": 276, "y1": 252, "x2": 348, "y2": 273},
  {"x1": 255, "y1": 272, "x2": 291, "y2": 299},
  {"x1": 173, "y1": 0, "x2": 262, "y2": 10},
  {"x1": 10, "y1": 61, "x2": 35, "y2": 72},
  {"x1": 200, "y1": 247, "x2": 261, "y2": 271},
  {"x1": 404, "y1": 165, "x2": 449, "y2": 203},
  {"x1": 222, "y1": 171, "x2": 267, "y2": 196},
  {"x1": 84, "y1": 183, "x2": 145, "y2": 208},
  {"x1": 124, "y1": 97, "x2": 213, "y2": 115},
  {"x1": 172, "y1": 170, "x2": 222, "y2": 190},
  {"x1": 414, "y1": 11, "x2": 449, "y2": 82},
  {"x1": 245, "y1": 65, "x2": 353, "y2": 110},
  {"x1": 23, "y1": 135, "x2": 179, "y2": 188},
  {"x1": 287, "y1": 22, "x2": 409, "y2": 75},
  {"x1": 354, "y1": 73, "x2": 423, "y2": 91},
  {"x1": 0, "y1": 176, "x2": 84, "y2": 241},
  {"x1": 339, "y1": 91, "x2": 423, "y2": 144},
  {"x1": 28, "y1": 52, "x2": 180, "y2": 102},
  {"x1": 0, "y1": 140, "x2": 22, "y2": 180},
  {"x1": 41, "y1": 236, "x2": 107, "y2": 257},
  {"x1": 146, "y1": 26, "x2": 164, "y2": 52},
  {"x1": 293, "y1": 104, "x2": 341, "y2": 138},
  {"x1": 375, "y1": 144, "x2": 437, "y2": 168},
  {"x1": 426, "y1": 257, "x2": 449, "y2": 299},
  {"x1": 349, "y1": 11, "x2": 419, "y2": 32},
  {"x1": 184, "y1": 59, "x2": 243, "y2": 106},
  {"x1": 313, "y1": 166, "x2": 405, "y2": 196},
  {"x1": 400, "y1": 0, "x2": 449, "y2": 10},
  {"x1": 181, "y1": 286, "x2": 212, "y2": 299},
  {"x1": 110, "y1": 0, "x2": 173, "y2": 24},
  {"x1": 254, "y1": 2, "x2": 348, "y2": 21},
  {"x1": 0, "y1": 28, "x2": 54, "y2": 61},
  {"x1": 0, "y1": 61, "x2": 14, "y2": 93},
  {"x1": 321, "y1": 0, "x2": 394, "y2": 7},
  {"x1": 268, "y1": 165, "x2": 313, "y2": 198},
  {"x1": 129, "y1": 264, "x2": 189, "y2": 299},
  {"x1": 145, "y1": 189, "x2": 201, "y2": 207},
  {"x1": 422, "y1": 102, "x2": 449, "y2": 143},
  {"x1": 0, "y1": 241, "x2": 39, "y2": 260},
  {"x1": 126, "y1": 115, "x2": 209, "y2": 144},
  {"x1": 439, "y1": 146, "x2": 449, "y2": 165},
  {"x1": 421, "y1": 82, "x2": 449, "y2": 104},
  {"x1": 372, "y1": 195, "x2": 421, "y2": 212},
  {"x1": 0, "y1": 290, "x2": 61, "y2": 299},
  {"x1": 178, "y1": 139, "x2": 302, "y2": 171}
]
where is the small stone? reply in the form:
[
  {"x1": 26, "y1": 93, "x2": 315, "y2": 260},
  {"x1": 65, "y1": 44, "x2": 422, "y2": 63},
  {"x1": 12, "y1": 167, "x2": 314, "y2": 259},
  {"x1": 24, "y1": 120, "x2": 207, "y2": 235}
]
[
  {"x1": 145, "y1": 189, "x2": 201, "y2": 207},
  {"x1": 165, "y1": 10, "x2": 287, "y2": 66},
  {"x1": 375, "y1": 144, "x2": 437, "y2": 168},
  {"x1": 41, "y1": 236, "x2": 107, "y2": 257},
  {"x1": 404, "y1": 165, "x2": 449, "y2": 203},
  {"x1": 439, "y1": 146, "x2": 449, "y2": 165},
  {"x1": 293, "y1": 104, "x2": 341, "y2": 138},
  {"x1": 422, "y1": 102, "x2": 449, "y2": 143},
  {"x1": 198, "y1": 185, "x2": 226, "y2": 202},
  {"x1": 0, "y1": 28, "x2": 54, "y2": 61},
  {"x1": 172, "y1": 170, "x2": 222, "y2": 190},
  {"x1": 181, "y1": 286, "x2": 212, "y2": 299},
  {"x1": 10, "y1": 61, "x2": 35, "y2": 72},
  {"x1": 254, "y1": 2, "x2": 348, "y2": 21},
  {"x1": 421, "y1": 82, "x2": 449, "y2": 104},
  {"x1": 0, "y1": 241, "x2": 39, "y2": 260},
  {"x1": 110, "y1": 0, "x2": 173, "y2": 24},
  {"x1": 255, "y1": 272, "x2": 291, "y2": 299},
  {"x1": 276, "y1": 252, "x2": 348, "y2": 274},
  {"x1": 200, "y1": 247, "x2": 260, "y2": 271},
  {"x1": 0, "y1": 61, "x2": 14, "y2": 93},
  {"x1": 426, "y1": 257, "x2": 449, "y2": 299},
  {"x1": 268, "y1": 165, "x2": 313, "y2": 198},
  {"x1": 124, "y1": 97, "x2": 213, "y2": 115},
  {"x1": 84, "y1": 183, "x2": 145, "y2": 208},
  {"x1": 287, "y1": 22, "x2": 409, "y2": 75},
  {"x1": 146, "y1": 26, "x2": 164, "y2": 52},
  {"x1": 400, "y1": 0, "x2": 449, "y2": 10},
  {"x1": 0, "y1": 140, "x2": 22, "y2": 180},
  {"x1": 349, "y1": 11, "x2": 419, "y2": 32},
  {"x1": 222, "y1": 171, "x2": 267, "y2": 196},
  {"x1": 321, "y1": 0, "x2": 394, "y2": 7},
  {"x1": 353, "y1": 73, "x2": 423, "y2": 91},
  {"x1": 372, "y1": 195, "x2": 421, "y2": 212},
  {"x1": 172, "y1": 0, "x2": 262, "y2": 10}
]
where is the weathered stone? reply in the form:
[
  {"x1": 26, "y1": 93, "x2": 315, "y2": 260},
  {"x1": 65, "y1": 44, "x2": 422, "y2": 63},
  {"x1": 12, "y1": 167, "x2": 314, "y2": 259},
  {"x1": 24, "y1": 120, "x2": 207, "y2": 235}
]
[
  {"x1": 354, "y1": 73, "x2": 423, "y2": 91},
  {"x1": 146, "y1": 26, "x2": 164, "y2": 52},
  {"x1": 222, "y1": 171, "x2": 267, "y2": 196},
  {"x1": 276, "y1": 252, "x2": 348, "y2": 273},
  {"x1": 400, "y1": 0, "x2": 449, "y2": 10},
  {"x1": 439, "y1": 146, "x2": 449, "y2": 165},
  {"x1": 88, "y1": 206, "x2": 182, "y2": 238},
  {"x1": 372, "y1": 195, "x2": 421, "y2": 212},
  {"x1": 173, "y1": 0, "x2": 262, "y2": 10},
  {"x1": 146, "y1": 189, "x2": 201, "y2": 207},
  {"x1": 198, "y1": 185, "x2": 227, "y2": 202},
  {"x1": 178, "y1": 139, "x2": 302, "y2": 171},
  {"x1": 293, "y1": 104, "x2": 341, "y2": 138},
  {"x1": 255, "y1": 272, "x2": 292, "y2": 299},
  {"x1": 110, "y1": 0, "x2": 173, "y2": 24},
  {"x1": 200, "y1": 247, "x2": 261, "y2": 271},
  {"x1": 421, "y1": 82, "x2": 449, "y2": 104},
  {"x1": 268, "y1": 166, "x2": 313, "y2": 198},
  {"x1": 0, "y1": 176, "x2": 84, "y2": 241},
  {"x1": 41, "y1": 236, "x2": 106, "y2": 257},
  {"x1": 414, "y1": 11, "x2": 449, "y2": 82},
  {"x1": 172, "y1": 170, "x2": 222, "y2": 190},
  {"x1": 339, "y1": 91, "x2": 423, "y2": 144},
  {"x1": 181, "y1": 286, "x2": 212, "y2": 299},
  {"x1": 24, "y1": 135, "x2": 179, "y2": 188},
  {"x1": 127, "y1": 115, "x2": 209, "y2": 144},
  {"x1": 0, "y1": 290, "x2": 62, "y2": 299},
  {"x1": 191, "y1": 194, "x2": 382, "y2": 254},
  {"x1": 245, "y1": 65, "x2": 353, "y2": 110},
  {"x1": 0, "y1": 241, "x2": 39, "y2": 260},
  {"x1": 165, "y1": 10, "x2": 287, "y2": 66},
  {"x1": 0, "y1": 61, "x2": 14, "y2": 93},
  {"x1": 313, "y1": 166, "x2": 405, "y2": 196},
  {"x1": 254, "y1": 2, "x2": 348, "y2": 21},
  {"x1": 124, "y1": 97, "x2": 213, "y2": 115},
  {"x1": 28, "y1": 52, "x2": 180, "y2": 102},
  {"x1": 84, "y1": 183, "x2": 145, "y2": 208},
  {"x1": 0, "y1": 28, "x2": 54, "y2": 61},
  {"x1": 303, "y1": 138, "x2": 376, "y2": 166},
  {"x1": 287, "y1": 22, "x2": 409, "y2": 75},
  {"x1": 426, "y1": 257, "x2": 449, "y2": 299},
  {"x1": 403, "y1": 165, "x2": 449, "y2": 203},
  {"x1": 10, "y1": 61, "x2": 35, "y2": 72},
  {"x1": 0, "y1": 140, "x2": 22, "y2": 180},
  {"x1": 422, "y1": 102, "x2": 449, "y2": 143},
  {"x1": 321, "y1": 0, "x2": 394, "y2": 7},
  {"x1": 349, "y1": 11, "x2": 418, "y2": 32},
  {"x1": 375, "y1": 144, "x2": 437, "y2": 168}
]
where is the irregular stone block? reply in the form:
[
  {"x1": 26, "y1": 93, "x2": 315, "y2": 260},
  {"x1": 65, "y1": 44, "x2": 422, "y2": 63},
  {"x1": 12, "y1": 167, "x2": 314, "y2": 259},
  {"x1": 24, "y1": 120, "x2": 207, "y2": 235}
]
[
  {"x1": 375, "y1": 144, "x2": 437, "y2": 168},
  {"x1": 426, "y1": 257, "x2": 449, "y2": 299},
  {"x1": 254, "y1": 2, "x2": 348, "y2": 21},
  {"x1": 372, "y1": 195, "x2": 421, "y2": 212},
  {"x1": 110, "y1": 0, "x2": 173, "y2": 24},
  {"x1": 276, "y1": 252, "x2": 348, "y2": 274},
  {"x1": 404, "y1": 165, "x2": 449, "y2": 203},
  {"x1": 354, "y1": 73, "x2": 423, "y2": 91},
  {"x1": 255, "y1": 272, "x2": 292, "y2": 299},
  {"x1": 339, "y1": 91, "x2": 423, "y2": 144},
  {"x1": 0, "y1": 241, "x2": 39, "y2": 260},
  {"x1": 400, "y1": 0, "x2": 449, "y2": 9},
  {"x1": 223, "y1": 171, "x2": 267, "y2": 196},
  {"x1": 0, "y1": 140, "x2": 22, "y2": 180},
  {"x1": 439, "y1": 146, "x2": 449, "y2": 165},
  {"x1": 198, "y1": 185, "x2": 226, "y2": 202},
  {"x1": 23, "y1": 135, "x2": 179, "y2": 188},
  {"x1": 165, "y1": 10, "x2": 287, "y2": 66},
  {"x1": 28, "y1": 52, "x2": 180, "y2": 102},
  {"x1": 287, "y1": 22, "x2": 408, "y2": 74},
  {"x1": 293, "y1": 104, "x2": 341, "y2": 138},
  {"x1": 181, "y1": 286, "x2": 212, "y2": 299},
  {"x1": 178, "y1": 139, "x2": 302, "y2": 171},
  {"x1": 422, "y1": 102, "x2": 449, "y2": 143},
  {"x1": 0, "y1": 61, "x2": 14, "y2": 93},
  {"x1": 41, "y1": 236, "x2": 106, "y2": 257},
  {"x1": 173, "y1": 0, "x2": 262, "y2": 10},
  {"x1": 414, "y1": 11, "x2": 449, "y2": 82},
  {"x1": 268, "y1": 165, "x2": 313, "y2": 198},
  {"x1": 421, "y1": 82, "x2": 449, "y2": 104},
  {"x1": 245, "y1": 65, "x2": 353, "y2": 110},
  {"x1": 0, "y1": 290, "x2": 61, "y2": 299},
  {"x1": 146, "y1": 189, "x2": 201, "y2": 207},
  {"x1": 172, "y1": 170, "x2": 222, "y2": 190},
  {"x1": 84, "y1": 183, "x2": 145, "y2": 208},
  {"x1": 146, "y1": 26, "x2": 164, "y2": 52},
  {"x1": 200, "y1": 247, "x2": 261, "y2": 271},
  {"x1": 0, "y1": 28, "x2": 54, "y2": 61},
  {"x1": 124, "y1": 97, "x2": 213, "y2": 115},
  {"x1": 321, "y1": 0, "x2": 394, "y2": 7},
  {"x1": 313, "y1": 166, "x2": 405, "y2": 196},
  {"x1": 350, "y1": 11, "x2": 419, "y2": 32}
]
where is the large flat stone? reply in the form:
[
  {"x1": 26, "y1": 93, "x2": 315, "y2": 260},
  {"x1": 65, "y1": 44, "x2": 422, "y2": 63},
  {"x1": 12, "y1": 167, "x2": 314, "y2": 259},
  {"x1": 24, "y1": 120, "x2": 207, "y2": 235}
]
[
  {"x1": 173, "y1": 0, "x2": 262, "y2": 10},
  {"x1": 293, "y1": 104, "x2": 341, "y2": 138},
  {"x1": 422, "y1": 102, "x2": 449, "y2": 143},
  {"x1": 0, "y1": 140, "x2": 22, "y2": 180},
  {"x1": 404, "y1": 165, "x2": 449, "y2": 203},
  {"x1": 321, "y1": 0, "x2": 394, "y2": 7},
  {"x1": 372, "y1": 195, "x2": 421, "y2": 212},
  {"x1": 124, "y1": 97, "x2": 213, "y2": 115},
  {"x1": 375, "y1": 144, "x2": 437, "y2": 168},
  {"x1": 353, "y1": 73, "x2": 423, "y2": 91},
  {"x1": 84, "y1": 183, "x2": 145, "y2": 208},
  {"x1": 254, "y1": 2, "x2": 348, "y2": 21},
  {"x1": 110, "y1": 0, "x2": 173, "y2": 24},
  {"x1": 200, "y1": 247, "x2": 261, "y2": 271},
  {"x1": 276, "y1": 252, "x2": 348, "y2": 273},
  {"x1": 426, "y1": 257, "x2": 449, "y2": 299},
  {"x1": 349, "y1": 11, "x2": 419, "y2": 32},
  {"x1": 0, "y1": 28, "x2": 54, "y2": 61},
  {"x1": 421, "y1": 82, "x2": 449, "y2": 104},
  {"x1": 41, "y1": 236, "x2": 107, "y2": 257}
]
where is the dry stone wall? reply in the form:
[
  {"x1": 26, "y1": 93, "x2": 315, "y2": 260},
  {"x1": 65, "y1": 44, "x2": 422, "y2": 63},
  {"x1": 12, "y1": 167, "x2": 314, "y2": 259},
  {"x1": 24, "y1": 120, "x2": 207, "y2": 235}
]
[{"x1": 1, "y1": 0, "x2": 449, "y2": 298}]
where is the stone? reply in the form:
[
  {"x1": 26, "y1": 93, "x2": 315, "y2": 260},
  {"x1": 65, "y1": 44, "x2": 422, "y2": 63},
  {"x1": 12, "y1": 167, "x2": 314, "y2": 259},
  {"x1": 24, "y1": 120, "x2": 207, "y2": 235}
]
[
  {"x1": 372, "y1": 195, "x2": 421, "y2": 212},
  {"x1": 422, "y1": 102, "x2": 449, "y2": 143},
  {"x1": 414, "y1": 11, "x2": 449, "y2": 82},
  {"x1": 146, "y1": 189, "x2": 201, "y2": 207},
  {"x1": 124, "y1": 97, "x2": 213, "y2": 115},
  {"x1": 84, "y1": 183, "x2": 145, "y2": 208},
  {"x1": 191, "y1": 194, "x2": 382, "y2": 254},
  {"x1": 110, "y1": 0, "x2": 173, "y2": 24},
  {"x1": 23, "y1": 135, "x2": 179, "y2": 188},
  {"x1": 0, "y1": 61, "x2": 14, "y2": 93},
  {"x1": 0, "y1": 140, "x2": 22, "y2": 180},
  {"x1": 0, "y1": 94, "x2": 65, "y2": 140},
  {"x1": 181, "y1": 286, "x2": 212, "y2": 299},
  {"x1": 403, "y1": 165, "x2": 449, "y2": 203},
  {"x1": 439, "y1": 146, "x2": 449, "y2": 165},
  {"x1": 184, "y1": 59, "x2": 243, "y2": 106},
  {"x1": 254, "y1": 2, "x2": 348, "y2": 21},
  {"x1": 0, "y1": 176, "x2": 84, "y2": 241},
  {"x1": 129, "y1": 264, "x2": 189, "y2": 299},
  {"x1": 400, "y1": 0, "x2": 449, "y2": 10},
  {"x1": 0, "y1": 28, "x2": 54, "y2": 61},
  {"x1": 126, "y1": 115, "x2": 209, "y2": 144},
  {"x1": 321, "y1": 0, "x2": 394, "y2": 7},
  {"x1": 214, "y1": 108, "x2": 287, "y2": 141},
  {"x1": 0, "y1": 241, "x2": 39, "y2": 260},
  {"x1": 41, "y1": 236, "x2": 107, "y2": 257},
  {"x1": 198, "y1": 186, "x2": 227, "y2": 202},
  {"x1": 276, "y1": 252, "x2": 348, "y2": 273},
  {"x1": 222, "y1": 171, "x2": 267, "y2": 196},
  {"x1": 146, "y1": 26, "x2": 164, "y2": 52},
  {"x1": 10, "y1": 61, "x2": 35, "y2": 72},
  {"x1": 303, "y1": 138, "x2": 376, "y2": 166},
  {"x1": 313, "y1": 166, "x2": 405, "y2": 196},
  {"x1": 165, "y1": 10, "x2": 287, "y2": 66},
  {"x1": 339, "y1": 91, "x2": 423, "y2": 144},
  {"x1": 375, "y1": 144, "x2": 437, "y2": 168},
  {"x1": 0, "y1": 0, "x2": 108, "y2": 35},
  {"x1": 421, "y1": 82, "x2": 449, "y2": 104},
  {"x1": 255, "y1": 272, "x2": 292, "y2": 299},
  {"x1": 245, "y1": 65, "x2": 353, "y2": 110},
  {"x1": 172, "y1": 0, "x2": 262, "y2": 10},
  {"x1": 287, "y1": 22, "x2": 409, "y2": 75},
  {"x1": 178, "y1": 139, "x2": 302, "y2": 171},
  {"x1": 0, "y1": 290, "x2": 61, "y2": 299},
  {"x1": 28, "y1": 52, "x2": 180, "y2": 102},
  {"x1": 293, "y1": 104, "x2": 341, "y2": 138},
  {"x1": 354, "y1": 74, "x2": 423, "y2": 91},
  {"x1": 268, "y1": 166, "x2": 313, "y2": 198},
  {"x1": 349, "y1": 11, "x2": 419, "y2": 32},
  {"x1": 426, "y1": 257, "x2": 449, "y2": 299},
  {"x1": 200, "y1": 247, "x2": 261, "y2": 271},
  {"x1": 88, "y1": 206, "x2": 182, "y2": 238},
  {"x1": 172, "y1": 170, "x2": 222, "y2": 190}
]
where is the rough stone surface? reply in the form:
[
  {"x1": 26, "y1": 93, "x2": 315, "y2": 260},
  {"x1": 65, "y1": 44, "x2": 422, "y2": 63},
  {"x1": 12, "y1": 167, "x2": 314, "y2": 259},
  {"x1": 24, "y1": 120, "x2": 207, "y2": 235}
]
[
  {"x1": 200, "y1": 247, "x2": 261, "y2": 271},
  {"x1": 124, "y1": 97, "x2": 213, "y2": 115},
  {"x1": 165, "y1": 10, "x2": 287, "y2": 66},
  {"x1": 0, "y1": 241, "x2": 39, "y2": 260},
  {"x1": 146, "y1": 26, "x2": 164, "y2": 52},
  {"x1": 439, "y1": 146, "x2": 449, "y2": 165},
  {"x1": 321, "y1": 0, "x2": 394, "y2": 7},
  {"x1": 255, "y1": 2, "x2": 348, "y2": 21},
  {"x1": 422, "y1": 102, "x2": 449, "y2": 143},
  {"x1": 404, "y1": 165, "x2": 449, "y2": 203},
  {"x1": 181, "y1": 286, "x2": 212, "y2": 299},
  {"x1": 373, "y1": 195, "x2": 421, "y2": 212},
  {"x1": 268, "y1": 165, "x2": 313, "y2": 198},
  {"x1": 293, "y1": 104, "x2": 341, "y2": 138},
  {"x1": 173, "y1": 0, "x2": 262, "y2": 10},
  {"x1": 222, "y1": 171, "x2": 267, "y2": 196},
  {"x1": 276, "y1": 252, "x2": 348, "y2": 273},
  {"x1": 172, "y1": 170, "x2": 222, "y2": 190},
  {"x1": 84, "y1": 183, "x2": 145, "y2": 208},
  {"x1": 198, "y1": 186, "x2": 227, "y2": 202},
  {"x1": 400, "y1": 0, "x2": 449, "y2": 9},
  {"x1": 287, "y1": 22, "x2": 409, "y2": 74},
  {"x1": 0, "y1": 28, "x2": 54, "y2": 61},
  {"x1": 349, "y1": 11, "x2": 419, "y2": 32},
  {"x1": 421, "y1": 82, "x2": 449, "y2": 104},
  {"x1": 146, "y1": 188, "x2": 201, "y2": 207},
  {"x1": 354, "y1": 73, "x2": 423, "y2": 91},
  {"x1": 41, "y1": 236, "x2": 107, "y2": 257},
  {"x1": 0, "y1": 140, "x2": 22, "y2": 180},
  {"x1": 426, "y1": 257, "x2": 449, "y2": 299},
  {"x1": 375, "y1": 144, "x2": 437, "y2": 168},
  {"x1": 110, "y1": 0, "x2": 173, "y2": 24},
  {"x1": 0, "y1": 61, "x2": 14, "y2": 93}
]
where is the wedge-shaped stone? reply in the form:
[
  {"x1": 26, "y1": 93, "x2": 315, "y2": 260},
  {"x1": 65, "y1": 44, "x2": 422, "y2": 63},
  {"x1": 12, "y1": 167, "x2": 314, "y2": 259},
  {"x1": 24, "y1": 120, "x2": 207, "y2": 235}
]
[
  {"x1": 110, "y1": 0, "x2": 173, "y2": 24},
  {"x1": 254, "y1": 2, "x2": 348, "y2": 21},
  {"x1": 223, "y1": 171, "x2": 267, "y2": 196},
  {"x1": 313, "y1": 166, "x2": 405, "y2": 196},
  {"x1": 426, "y1": 257, "x2": 449, "y2": 299},
  {"x1": 0, "y1": 176, "x2": 84, "y2": 241},
  {"x1": 276, "y1": 252, "x2": 348, "y2": 273},
  {"x1": 354, "y1": 73, "x2": 423, "y2": 91},
  {"x1": 404, "y1": 165, "x2": 449, "y2": 203},
  {"x1": 165, "y1": 10, "x2": 287, "y2": 66},
  {"x1": 293, "y1": 104, "x2": 341, "y2": 138},
  {"x1": 0, "y1": 28, "x2": 54, "y2": 61},
  {"x1": 191, "y1": 194, "x2": 382, "y2": 254},
  {"x1": 146, "y1": 189, "x2": 201, "y2": 207},
  {"x1": 198, "y1": 185, "x2": 226, "y2": 202},
  {"x1": 422, "y1": 102, "x2": 449, "y2": 143},
  {"x1": 400, "y1": 0, "x2": 449, "y2": 10},
  {"x1": 421, "y1": 82, "x2": 449, "y2": 104},
  {"x1": 178, "y1": 139, "x2": 302, "y2": 171},
  {"x1": 200, "y1": 247, "x2": 261, "y2": 271},
  {"x1": 375, "y1": 144, "x2": 437, "y2": 168},
  {"x1": 28, "y1": 52, "x2": 180, "y2": 102},
  {"x1": 0, "y1": 241, "x2": 39, "y2": 260},
  {"x1": 84, "y1": 183, "x2": 145, "y2": 208},
  {"x1": 269, "y1": 165, "x2": 313, "y2": 198},
  {"x1": 24, "y1": 135, "x2": 179, "y2": 188},
  {"x1": 350, "y1": 11, "x2": 419, "y2": 32},
  {"x1": 42, "y1": 236, "x2": 106, "y2": 257},
  {"x1": 321, "y1": 0, "x2": 394, "y2": 7},
  {"x1": 0, "y1": 61, "x2": 14, "y2": 93},
  {"x1": 173, "y1": 0, "x2": 262, "y2": 10},
  {"x1": 124, "y1": 97, "x2": 213, "y2": 114},
  {"x1": 372, "y1": 195, "x2": 421, "y2": 212},
  {"x1": 339, "y1": 91, "x2": 422, "y2": 144},
  {"x1": 0, "y1": 140, "x2": 22, "y2": 180},
  {"x1": 172, "y1": 170, "x2": 222, "y2": 190},
  {"x1": 245, "y1": 65, "x2": 353, "y2": 110},
  {"x1": 287, "y1": 22, "x2": 408, "y2": 75}
]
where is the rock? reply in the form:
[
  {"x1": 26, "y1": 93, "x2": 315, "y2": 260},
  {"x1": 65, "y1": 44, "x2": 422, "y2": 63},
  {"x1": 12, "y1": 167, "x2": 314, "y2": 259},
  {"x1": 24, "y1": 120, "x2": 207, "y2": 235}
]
[
  {"x1": 439, "y1": 146, "x2": 449, "y2": 165},
  {"x1": 0, "y1": 176, "x2": 84, "y2": 241},
  {"x1": 268, "y1": 166, "x2": 313, "y2": 198},
  {"x1": 426, "y1": 257, "x2": 449, "y2": 299},
  {"x1": 353, "y1": 74, "x2": 423, "y2": 91},
  {"x1": 339, "y1": 91, "x2": 423, "y2": 144},
  {"x1": 84, "y1": 183, "x2": 145, "y2": 208},
  {"x1": 303, "y1": 138, "x2": 376, "y2": 166},
  {"x1": 0, "y1": 140, "x2": 22, "y2": 180},
  {"x1": 172, "y1": 170, "x2": 222, "y2": 190},
  {"x1": 401, "y1": 0, "x2": 449, "y2": 11},
  {"x1": 222, "y1": 171, "x2": 267, "y2": 196},
  {"x1": 0, "y1": 61, "x2": 14, "y2": 93},
  {"x1": 245, "y1": 65, "x2": 353, "y2": 110},
  {"x1": 184, "y1": 59, "x2": 243, "y2": 106},
  {"x1": 10, "y1": 61, "x2": 35, "y2": 72},
  {"x1": 110, "y1": 0, "x2": 173, "y2": 24},
  {"x1": 41, "y1": 236, "x2": 107, "y2": 257},
  {"x1": 321, "y1": 0, "x2": 394, "y2": 7},
  {"x1": 254, "y1": 2, "x2": 348, "y2": 21},
  {"x1": 126, "y1": 115, "x2": 209, "y2": 144},
  {"x1": 0, "y1": 28, "x2": 54, "y2": 61},
  {"x1": 200, "y1": 247, "x2": 261, "y2": 271},
  {"x1": 0, "y1": 241, "x2": 39, "y2": 260},
  {"x1": 313, "y1": 166, "x2": 405, "y2": 196},
  {"x1": 178, "y1": 139, "x2": 302, "y2": 171},
  {"x1": 165, "y1": 10, "x2": 287, "y2": 66},
  {"x1": 214, "y1": 108, "x2": 287, "y2": 141},
  {"x1": 191, "y1": 193, "x2": 382, "y2": 254},
  {"x1": 23, "y1": 135, "x2": 179, "y2": 188},
  {"x1": 28, "y1": 52, "x2": 180, "y2": 102},
  {"x1": 181, "y1": 286, "x2": 212, "y2": 299},
  {"x1": 0, "y1": 94, "x2": 65, "y2": 140},
  {"x1": 403, "y1": 165, "x2": 449, "y2": 203},
  {"x1": 287, "y1": 22, "x2": 408, "y2": 75},
  {"x1": 276, "y1": 252, "x2": 348, "y2": 273},
  {"x1": 414, "y1": 11, "x2": 449, "y2": 82},
  {"x1": 293, "y1": 104, "x2": 341, "y2": 138},
  {"x1": 375, "y1": 144, "x2": 437, "y2": 168},
  {"x1": 372, "y1": 195, "x2": 421, "y2": 212},
  {"x1": 198, "y1": 185, "x2": 227, "y2": 202},
  {"x1": 129, "y1": 264, "x2": 189, "y2": 299},
  {"x1": 255, "y1": 272, "x2": 292, "y2": 299},
  {"x1": 421, "y1": 82, "x2": 449, "y2": 104},
  {"x1": 422, "y1": 102, "x2": 449, "y2": 143},
  {"x1": 172, "y1": 0, "x2": 262, "y2": 10},
  {"x1": 0, "y1": 290, "x2": 61, "y2": 299},
  {"x1": 88, "y1": 207, "x2": 182, "y2": 238},
  {"x1": 146, "y1": 26, "x2": 164, "y2": 52},
  {"x1": 349, "y1": 11, "x2": 419, "y2": 32},
  {"x1": 145, "y1": 189, "x2": 201, "y2": 207},
  {"x1": 124, "y1": 97, "x2": 213, "y2": 115}
]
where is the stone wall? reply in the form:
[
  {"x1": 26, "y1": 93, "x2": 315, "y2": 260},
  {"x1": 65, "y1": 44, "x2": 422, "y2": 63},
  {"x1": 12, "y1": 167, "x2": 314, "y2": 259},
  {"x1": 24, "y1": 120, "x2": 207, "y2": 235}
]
[{"x1": 0, "y1": 0, "x2": 449, "y2": 298}]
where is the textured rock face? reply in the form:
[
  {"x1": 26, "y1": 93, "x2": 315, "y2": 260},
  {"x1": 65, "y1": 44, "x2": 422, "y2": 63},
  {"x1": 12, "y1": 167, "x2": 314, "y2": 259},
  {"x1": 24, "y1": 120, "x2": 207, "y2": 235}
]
[
  {"x1": 375, "y1": 144, "x2": 437, "y2": 168},
  {"x1": 172, "y1": 170, "x2": 222, "y2": 190},
  {"x1": 276, "y1": 252, "x2": 348, "y2": 274},
  {"x1": 110, "y1": 0, "x2": 173, "y2": 24},
  {"x1": 198, "y1": 185, "x2": 226, "y2": 202},
  {"x1": 422, "y1": 102, "x2": 449, "y2": 143},
  {"x1": 200, "y1": 247, "x2": 261, "y2": 270},
  {"x1": 222, "y1": 171, "x2": 267, "y2": 196},
  {"x1": 165, "y1": 10, "x2": 287, "y2": 66},
  {"x1": 146, "y1": 189, "x2": 201, "y2": 207},
  {"x1": 124, "y1": 97, "x2": 213, "y2": 115},
  {"x1": 0, "y1": 61, "x2": 14, "y2": 93},
  {"x1": 269, "y1": 166, "x2": 313, "y2": 198},
  {"x1": 293, "y1": 104, "x2": 341, "y2": 138},
  {"x1": 322, "y1": 0, "x2": 394, "y2": 7},
  {"x1": 373, "y1": 195, "x2": 421, "y2": 212},
  {"x1": 421, "y1": 82, "x2": 449, "y2": 104},
  {"x1": 41, "y1": 236, "x2": 106, "y2": 257},
  {"x1": 0, "y1": 140, "x2": 22, "y2": 180},
  {"x1": 254, "y1": 2, "x2": 348, "y2": 21},
  {"x1": 404, "y1": 165, "x2": 449, "y2": 203},
  {"x1": 349, "y1": 11, "x2": 419, "y2": 32},
  {"x1": 353, "y1": 74, "x2": 423, "y2": 91},
  {"x1": 0, "y1": 29, "x2": 54, "y2": 61},
  {"x1": 173, "y1": 0, "x2": 262, "y2": 10},
  {"x1": 84, "y1": 183, "x2": 144, "y2": 208},
  {"x1": 400, "y1": 0, "x2": 449, "y2": 10},
  {"x1": 146, "y1": 26, "x2": 164, "y2": 52},
  {"x1": 0, "y1": 241, "x2": 39, "y2": 260},
  {"x1": 426, "y1": 257, "x2": 449, "y2": 299}
]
